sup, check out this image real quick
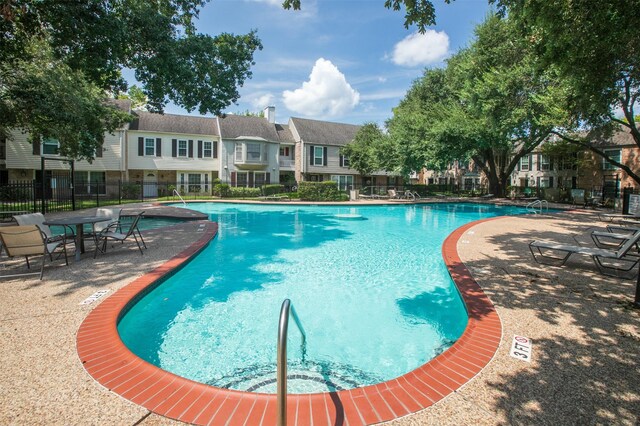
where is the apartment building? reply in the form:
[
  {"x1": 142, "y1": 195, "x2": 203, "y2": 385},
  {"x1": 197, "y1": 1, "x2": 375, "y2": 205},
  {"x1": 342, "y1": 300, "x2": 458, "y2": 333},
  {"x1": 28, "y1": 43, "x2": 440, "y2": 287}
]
[
  {"x1": 2, "y1": 105, "x2": 402, "y2": 194},
  {"x1": 289, "y1": 117, "x2": 401, "y2": 190}
]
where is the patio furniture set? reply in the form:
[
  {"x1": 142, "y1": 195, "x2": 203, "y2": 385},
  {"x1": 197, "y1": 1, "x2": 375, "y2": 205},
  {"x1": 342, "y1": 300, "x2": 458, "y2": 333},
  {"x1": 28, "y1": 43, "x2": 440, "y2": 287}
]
[{"x1": 0, "y1": 209, "x2": 147, "y2": 280}]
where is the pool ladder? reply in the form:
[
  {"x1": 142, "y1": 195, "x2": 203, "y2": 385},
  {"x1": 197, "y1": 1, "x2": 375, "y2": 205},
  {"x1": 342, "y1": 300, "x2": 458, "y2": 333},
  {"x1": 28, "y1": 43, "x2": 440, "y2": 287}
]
[
  {"x1": 172, "y1": 188, "x2": 186, "y2": 207},
  {"x1": 277, "y1": 299, "x2": 307, "y2": 426},
  {"x1": 526, "y1": 199, "x2": 548, "y2": 214}
]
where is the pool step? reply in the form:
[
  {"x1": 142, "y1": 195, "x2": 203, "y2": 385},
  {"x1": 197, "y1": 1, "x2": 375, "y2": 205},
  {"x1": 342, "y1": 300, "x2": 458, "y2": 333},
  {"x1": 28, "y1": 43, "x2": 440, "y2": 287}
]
[{"x1": 209, "y1": 360, "x2": 382, "y2": 394}]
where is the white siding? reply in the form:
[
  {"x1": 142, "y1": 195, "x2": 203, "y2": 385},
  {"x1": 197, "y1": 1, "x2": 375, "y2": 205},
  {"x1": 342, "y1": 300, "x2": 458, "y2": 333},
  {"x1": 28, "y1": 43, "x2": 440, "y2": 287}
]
[
  {"x1": 127, "y1": 131, "x2": 220, "y2": 172},
  {"x1": 6, "y1": 129, "x2": 123, "y2": 171},
  {"x1": 305, "y1": 144, "x2": 357, "y2": 175}
]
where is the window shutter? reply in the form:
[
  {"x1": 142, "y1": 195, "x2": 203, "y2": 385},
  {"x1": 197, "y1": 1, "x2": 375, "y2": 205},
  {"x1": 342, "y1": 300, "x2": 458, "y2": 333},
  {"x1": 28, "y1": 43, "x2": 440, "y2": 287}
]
[
  {"x1": 138, "y1": 137, "x2": 144, "y2": 156},
  {"x1": 230, "y1": 171, "x2": 236, "y2": 186},
  {"x1": 550, "y1": 157, "x2": 555, "y2": 171},
  {"x1": 198, "y1": 140, "x2": 203, "y2": 158},
  {"x1": 213, "y1": 141, "x2": 218, "y2": 158},
  {"x1": 537, "y1": 154, "x2": 541, "y2": 171},
  {"x1": 32, "y1": 139, "x2": 40, "y2": 155},
  {"x1": 323, "y1": 147, "x2": 327, "y2": 166},
  {"x1": 172, "y1": 139, "x2": 177, "y2": 157},
  {"x1": 536, "y1": 176, "x2": 540, "y2": 187},
  {"x1": 549, "y1": 176, "x2": 554, "y2": 188},
  {"x1": 309, "y1": 145, "x2": 314, "y2": 165},
  {"x1": 528, "y1": 155, "x2": 532, "y2": 170},
  {"x1": 339, "y1": 155, "x2": 343, "y2": 167},
  {"x1": 156, "y1": 138, "x2": 162, "y2": 157},
  {"x1": 517, "y1": 159, "x2": 520, "y2": 171},
  {"x1": 248, "y1": 172, "x2": 254, "y2": 187},
  {"x1": 188, "y1": 140, "x2": 193, "y2": 158},
  {"x1": 96, "y1": 142, "x2": 103, "y2": 157},
  {"x1": 266, "y1": 172, "x2": 270, "y2": 184}
]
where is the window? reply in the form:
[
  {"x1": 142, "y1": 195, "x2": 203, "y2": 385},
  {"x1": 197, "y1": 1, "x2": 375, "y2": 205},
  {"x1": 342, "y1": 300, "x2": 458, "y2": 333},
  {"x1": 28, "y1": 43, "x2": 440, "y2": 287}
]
[
  {"x1": 255, "y1": 172, "x2": 267, "y2": 187},
  {"x1": 203, "y1": 141, "x2": 212, "y2": 157},
  {"x1": 331, "y1": 175, "x2": 353, "y2": 191},
  {"x1": 540, "y1": 155, "x2": 550, "y2": 171},
  {"x1": 313, "y1": 146, "x2": 324, "y2": 166},
  {"x1": 178, "y1": 140, "x2": 188, "y2": 157},
  {"x1": 246, "y1": 143, "x2": 261, "y2": 162},
  {"x1": 340, "y1": 155, "x2": 350, "y2": 168},
  {"x1": 179, "y1": 173, "x2": 186, "y2": 193},
  {"x1": 236, "y1": 172, "x2": 248, "y2": 187},
  {"x1": 279, "y1": 146, "x2": 290, "y2": 156},
  {"x1": 520, "y1": 156, "x2": 530, "y2": 171},
  {"x1": 42, "y1": 139, "x2": 59, "y2": 155},
  {"x1": 602, "y1": 149, "x2": 621, "y2": 170},
  {"x1": 145, "y1": 138, "x2": 155, "y2": 156},
  {"x1": 74, "y1": 171, "x2": 106, "y2": 195},
  {"x1": 188, "y1": 174, "x2": 201, "y2": 193},
  {"x1": 235, "y1": 143, "x2": 243, "y2": 161}
]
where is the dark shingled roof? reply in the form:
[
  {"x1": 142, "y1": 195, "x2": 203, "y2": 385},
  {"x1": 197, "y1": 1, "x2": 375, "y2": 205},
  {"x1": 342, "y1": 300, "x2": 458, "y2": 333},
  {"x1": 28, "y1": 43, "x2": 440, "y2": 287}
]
[
  {"x1": 588, "y1": 127, "x2": 637, "y2": 147},
  {"x1": 106, "y1": 98, "x2": 131, "y2": 112},
  {"x1": 290, "y1": 117, "x2": 361, "y2": 146},
  {"x1": 218, "y1": 114, "x2": 281, "y2": 141},
  {"x1": 275, "y1": 124, "x2": 295, "y2": 144},
  {"x1": 129, "y1": 111, "x2": 218, "y2": 136}
]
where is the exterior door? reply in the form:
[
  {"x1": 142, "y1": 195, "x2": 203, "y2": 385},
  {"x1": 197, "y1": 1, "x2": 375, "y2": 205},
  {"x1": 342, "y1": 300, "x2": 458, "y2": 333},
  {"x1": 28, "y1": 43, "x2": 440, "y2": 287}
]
[{"x1": 143, "y1": 171, "x2": 158, "y2": 198}]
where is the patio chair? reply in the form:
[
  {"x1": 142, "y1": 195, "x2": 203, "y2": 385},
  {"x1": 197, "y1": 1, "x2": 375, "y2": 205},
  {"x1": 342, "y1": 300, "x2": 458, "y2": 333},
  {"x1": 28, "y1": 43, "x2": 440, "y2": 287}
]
[
  {"x1": 13, "y1": 212, "x2": 74, "y2": 256},
  {"x1": 0, "y1": 225, "x2": 68, "y2": 279},
  {"x1": 91, "y1": 207, "x2": 123, "y2": 235},
  {"x1": 529, "y1": 231, "x2": 640, "y2": 278},
  {"x1": 94, "y1": 211, "x2": 147, "y2": 258},
  {"x1": 388, "y1": 189, "x2": 400, "y2": 199},
  {"x1": 570, "y1": 189, "x2": 586, "y2": 207}
]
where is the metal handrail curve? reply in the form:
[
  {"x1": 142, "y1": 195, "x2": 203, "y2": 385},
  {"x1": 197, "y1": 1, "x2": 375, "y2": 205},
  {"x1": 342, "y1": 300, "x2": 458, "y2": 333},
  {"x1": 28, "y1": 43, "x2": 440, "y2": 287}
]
[
  {"x1": 277, "y1": 299, "x2": 307, "y2": 426},
  {"x1": 526, "y1": 199, "x2": 548, "y2": 214},
  {"x1": 172, "y1": 188, "x2": 186, "y2": 206}
]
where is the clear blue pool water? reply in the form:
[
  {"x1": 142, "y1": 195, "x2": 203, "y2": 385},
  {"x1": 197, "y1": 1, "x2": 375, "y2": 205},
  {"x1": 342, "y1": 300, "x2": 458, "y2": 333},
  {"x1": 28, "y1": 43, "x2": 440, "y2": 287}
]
[{"x1": 118, "y1": 202, "x2": 528, "y2": 393}]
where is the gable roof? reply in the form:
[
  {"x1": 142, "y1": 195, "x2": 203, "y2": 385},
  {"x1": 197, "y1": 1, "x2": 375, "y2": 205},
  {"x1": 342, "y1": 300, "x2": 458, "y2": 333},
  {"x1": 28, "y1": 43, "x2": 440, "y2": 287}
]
[
  {"x1": 289, "y1": 117, "x2": 361, "y2": 146},
  {"x1": 588, "y1": 127, "x2": 638, "y2": 148},
  {"x1": 275, "y1": 124, "x2": 295, "y2": 144},
  {"x1": 129, "y1": 111, "x2": 218, "y2": 136},
  {"x1": 218, "y1": 114, "x2": 281, "y2": 141}
]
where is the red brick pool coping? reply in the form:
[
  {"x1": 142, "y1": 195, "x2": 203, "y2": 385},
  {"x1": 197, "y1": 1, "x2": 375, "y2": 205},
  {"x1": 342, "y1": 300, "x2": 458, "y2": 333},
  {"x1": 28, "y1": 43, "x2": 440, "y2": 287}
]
[{"x1": 77, "y1": 217, "x2": 502, "y2": 425}]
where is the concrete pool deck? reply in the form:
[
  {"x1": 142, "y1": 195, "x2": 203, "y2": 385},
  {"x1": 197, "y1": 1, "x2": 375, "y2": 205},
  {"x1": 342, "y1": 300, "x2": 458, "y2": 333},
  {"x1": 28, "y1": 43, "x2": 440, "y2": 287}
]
[{"x1": 0, "y1": 202, "x2": 638, "y2": 425}]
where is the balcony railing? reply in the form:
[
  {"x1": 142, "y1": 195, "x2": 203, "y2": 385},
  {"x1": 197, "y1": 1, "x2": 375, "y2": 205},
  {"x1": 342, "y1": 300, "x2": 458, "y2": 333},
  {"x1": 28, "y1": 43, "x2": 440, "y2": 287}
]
[{"x1": 279, "y1": 158, "x2": 295, "y2": 168}]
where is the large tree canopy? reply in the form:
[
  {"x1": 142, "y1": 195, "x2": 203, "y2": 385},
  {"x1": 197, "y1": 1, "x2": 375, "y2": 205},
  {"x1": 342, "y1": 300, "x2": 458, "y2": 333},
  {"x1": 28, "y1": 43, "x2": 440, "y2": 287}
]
[
  {"x1": 494, "y1": 0, "x2": 640, "y2": 184},
  {"x1": 378, "y1": 14, "x2": 567, "y2": 196},
  {"x1": 1, "y1": 0, "x2": 262, "y2": 160}
]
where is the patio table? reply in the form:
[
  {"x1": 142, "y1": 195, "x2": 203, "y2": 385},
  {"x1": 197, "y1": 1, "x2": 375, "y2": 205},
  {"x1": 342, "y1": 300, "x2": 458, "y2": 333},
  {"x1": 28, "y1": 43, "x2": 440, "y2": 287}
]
[{"x1": 43, "y1": 216, "x2": 108, "y2": 261}]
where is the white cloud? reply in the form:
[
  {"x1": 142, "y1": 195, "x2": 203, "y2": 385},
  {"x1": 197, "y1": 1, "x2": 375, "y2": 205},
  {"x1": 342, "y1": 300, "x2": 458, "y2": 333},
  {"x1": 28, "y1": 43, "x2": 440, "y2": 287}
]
[
  {"x1": 391, "y1": 30, "x2": 450, "y2": 67},
  {"x1": 248, "y1": 93, "x2": 276, "y2": 109},
  {"x1": 282, "y1": 58, "x2": 360, "y2": 117}
]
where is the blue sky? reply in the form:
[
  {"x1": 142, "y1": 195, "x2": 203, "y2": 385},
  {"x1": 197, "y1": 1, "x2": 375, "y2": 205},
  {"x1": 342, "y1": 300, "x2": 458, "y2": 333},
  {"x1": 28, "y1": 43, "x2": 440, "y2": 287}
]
[{"x1": 161, "y1": 0, "x2": 491, "y2": 125}]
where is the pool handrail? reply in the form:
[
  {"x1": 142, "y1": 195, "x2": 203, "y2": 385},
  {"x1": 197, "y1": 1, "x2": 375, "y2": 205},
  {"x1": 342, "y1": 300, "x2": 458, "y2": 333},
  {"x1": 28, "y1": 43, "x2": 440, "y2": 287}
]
[
  {"x1": 277, "y1": 299, "x2": 307, "y2": 426},
  {"x1": 172, "y1": 188, "x2": 186, "y2": 206},
  {"x1": 526, "y1": 198, "x2": 548, "y2": 214}
]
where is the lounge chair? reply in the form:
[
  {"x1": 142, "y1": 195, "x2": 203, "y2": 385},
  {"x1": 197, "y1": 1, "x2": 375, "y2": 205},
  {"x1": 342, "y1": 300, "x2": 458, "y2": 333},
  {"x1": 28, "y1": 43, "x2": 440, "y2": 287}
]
[
  {"x1": 529, "y1": 231, "x2": 640, "y2": 278},
  {"x1": 94, "y1": 211, "x2": 147, "y2": 257},
  {"x1": 598, "y1": 212, "x2": 640, "y2": 222},
  {"x1": 570, "y1": 189, "x2": 586, "y2": 207},
  {"x1": 388, "y1": 189, "x2": 400, "y2": 199},
  {"x1": 0, "y1": 225, "x2": 68, "y2": 279},
  {"x1": 591, "y1": 229, "x2": 640, "y2": 251}
]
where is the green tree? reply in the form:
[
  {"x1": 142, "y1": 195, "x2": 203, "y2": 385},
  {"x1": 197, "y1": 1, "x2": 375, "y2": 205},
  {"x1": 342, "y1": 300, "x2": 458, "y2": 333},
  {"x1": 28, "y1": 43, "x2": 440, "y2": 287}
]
[
  {"x1": 495, "y1": 0, "x2": 640, "y2": 185},
  {"x1": 117, "y1": 85, "x2": 148, "y2": 110},
  {"x1": 283, "y1": 0, "x2": 443, "y2": 31},
  {"x1": 341, "y1": 123, "x2": 388, "y2": 176},
  {"x1": 387, "y1": 14, "x2": 566, "y2": 196},
  {"x1": 1, "y1": 0, "x2": 262, "y2": 161}
]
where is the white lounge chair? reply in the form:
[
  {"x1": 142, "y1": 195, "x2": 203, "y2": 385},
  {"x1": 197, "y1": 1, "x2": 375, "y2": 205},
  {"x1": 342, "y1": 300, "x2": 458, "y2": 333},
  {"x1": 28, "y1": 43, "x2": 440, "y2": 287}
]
[{"x1": 529, "y1": 231, "x2": 640, "y2": 278}]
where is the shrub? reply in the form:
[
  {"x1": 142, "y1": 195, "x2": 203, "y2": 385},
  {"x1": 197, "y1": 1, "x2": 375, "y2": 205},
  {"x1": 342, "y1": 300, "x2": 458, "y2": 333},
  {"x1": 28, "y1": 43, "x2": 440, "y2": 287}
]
[
  {"x1": 229, "y1": 186, "x2": 260, "y2": 198},
  {"x1": 213, "y1": 183, "x2": 231, "y2": 197},
  {"x1": 261, "y1": 184, "x2": 285, "y2": 196},
  {"x1": 298, "y1": 181, "x2": 342, "y2": 201},
  {"x1": 121, "y1": 183, "x2": 141, "y2": 199}
]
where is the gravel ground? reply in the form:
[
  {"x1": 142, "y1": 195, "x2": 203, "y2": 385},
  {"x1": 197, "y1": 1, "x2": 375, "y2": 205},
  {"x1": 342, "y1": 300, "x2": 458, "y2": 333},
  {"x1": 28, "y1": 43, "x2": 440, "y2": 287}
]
[{"x1": 0, "y1": 203, "x2": 637, "y2": 425}]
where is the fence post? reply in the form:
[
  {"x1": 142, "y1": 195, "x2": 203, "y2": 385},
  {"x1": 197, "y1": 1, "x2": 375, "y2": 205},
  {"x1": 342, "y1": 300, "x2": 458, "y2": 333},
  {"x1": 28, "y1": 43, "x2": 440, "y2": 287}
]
[{"x1": 118, "y1": 180, "x2": 121, "y2": 205}]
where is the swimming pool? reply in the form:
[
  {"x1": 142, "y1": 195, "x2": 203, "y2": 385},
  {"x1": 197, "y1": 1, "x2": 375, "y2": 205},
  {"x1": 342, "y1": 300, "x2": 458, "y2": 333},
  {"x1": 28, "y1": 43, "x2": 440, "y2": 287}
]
[{"x1": 118, "y1": 202, "x2": 527, "y2": 394}]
